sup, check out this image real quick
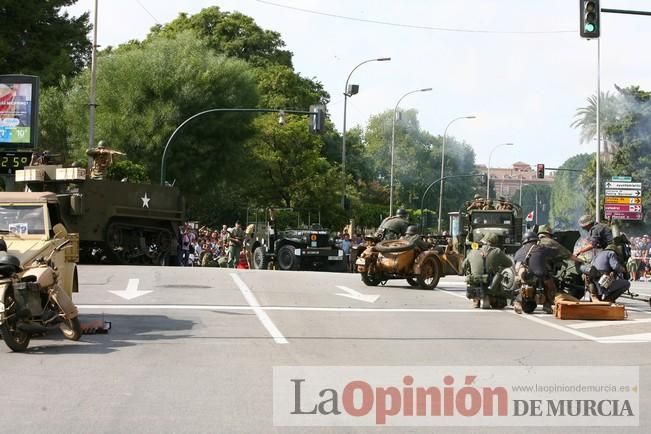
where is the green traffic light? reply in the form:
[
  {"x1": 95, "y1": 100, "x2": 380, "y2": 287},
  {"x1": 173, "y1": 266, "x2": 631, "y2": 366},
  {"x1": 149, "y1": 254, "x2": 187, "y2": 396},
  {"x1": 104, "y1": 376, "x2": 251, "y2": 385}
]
[{"x1": 585, "y1": 23, "x2": 596, "y2": 33}]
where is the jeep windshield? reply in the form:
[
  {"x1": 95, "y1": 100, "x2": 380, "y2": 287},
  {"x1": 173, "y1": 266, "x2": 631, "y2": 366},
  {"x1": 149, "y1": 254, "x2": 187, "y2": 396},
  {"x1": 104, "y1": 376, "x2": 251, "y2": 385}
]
[
  {"x1": 0, "y1": 204, "x2": 46, "y2": 235},
  {"x1": 471, "y1": 211, "x2": 513, "y2": 226}
]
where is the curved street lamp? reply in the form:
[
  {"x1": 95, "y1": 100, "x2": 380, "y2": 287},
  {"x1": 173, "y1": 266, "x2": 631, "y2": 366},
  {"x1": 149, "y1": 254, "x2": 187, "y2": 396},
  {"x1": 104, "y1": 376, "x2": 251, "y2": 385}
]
[
  {"x1": 341, "y1": 57, "x2": 391, "y2": 209},
  {"x1": 486, "y1": 142, "x2": 514, "y2": 199},
  {"x1": 437, "y1": 115, "x2": 476, "y2": 232},
  {"x1": 389, "y1": 87, "x2": 432, "y2": 215}
]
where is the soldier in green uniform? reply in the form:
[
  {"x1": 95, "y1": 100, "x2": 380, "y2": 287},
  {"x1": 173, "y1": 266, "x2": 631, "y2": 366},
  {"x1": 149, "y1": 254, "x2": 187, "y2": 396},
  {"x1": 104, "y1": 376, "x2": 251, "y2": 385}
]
[
  {"x1": 375, "y1": 208, "x2": 410, "y2": 240},
  {"x1": 466, "y1": 194, "x2": 485, "y2": 211},
  {"x1": 227, "y1": 221, "x2": 245, "y2": 268},
  {"x1": 496, "y1": 196, "x2": 513, "y2": 211},
  {"x1": 482, "y1": 199, "x2": 495, "y2": 210},
  {"x1": 462, "y1": 232, "x2": 513, "y2": 309}
]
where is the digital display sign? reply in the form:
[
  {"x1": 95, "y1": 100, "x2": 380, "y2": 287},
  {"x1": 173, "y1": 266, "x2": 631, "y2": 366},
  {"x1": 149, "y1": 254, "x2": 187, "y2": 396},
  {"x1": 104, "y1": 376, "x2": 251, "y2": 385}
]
[
  {"x1": 0, "y1": 151, "x2": 32, "y2": 174},
  {"x1": 0, "y1": 75, "x2": 39, "y2": 148}
]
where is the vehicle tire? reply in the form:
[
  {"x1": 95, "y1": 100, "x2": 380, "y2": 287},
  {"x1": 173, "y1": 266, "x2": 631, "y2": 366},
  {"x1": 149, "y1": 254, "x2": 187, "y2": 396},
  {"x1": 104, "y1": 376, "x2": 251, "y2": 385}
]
[
  {"x1": 374, "y1": 239, "x2": 414, "y2": 253},
  {"x1": 407, "y1": 277, "x2": 419, "y2": 287},
  {"x1": 277, "y1": 245, "x2": 298, "y2": 271},
  {"x1": 500, "y1": 268, "x2": 516, "y2": 291},
  {"x1": 361, "y1": 271, "x2": 382, "y2": 286},
  {"x1": 60, "y1": 317, "x2": 82, "y2": 341},
  {"x1": 0, "y1": 289, "x2": 31, "y2": 352},
  {"x1": 417, "y1": 257, "x2": 440, "y2": 290},
  {"x1": 522, "y1": 299, "x2": 537, "y2": 314},
  {"x1": 253, "y1": 246, "x2": 269, "y2": 270}
]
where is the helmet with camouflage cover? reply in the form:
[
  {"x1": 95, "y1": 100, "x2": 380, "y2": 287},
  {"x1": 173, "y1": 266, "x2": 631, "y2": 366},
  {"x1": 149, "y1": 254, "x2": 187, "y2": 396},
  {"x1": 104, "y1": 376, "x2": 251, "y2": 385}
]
[
  {"x1": 578, "y1": 214, "x2": 593, "y2": 228},
  {"x1": 537, "y1": 224, "x2": 553, "y2": 236},
  {"x1": 480, "y1": 233, "x2": 499, "y2": 245}
]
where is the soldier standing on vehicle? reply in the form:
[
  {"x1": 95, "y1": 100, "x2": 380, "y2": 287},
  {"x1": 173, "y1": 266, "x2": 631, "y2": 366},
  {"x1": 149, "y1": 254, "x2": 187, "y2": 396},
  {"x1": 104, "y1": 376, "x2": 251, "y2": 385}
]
[
  {"x1": 462, "y1": 232, "x2": 513, "y2": 309},
  {"x1": 496, "y1": 196, "x2": 513, "y2": 211},
  {"x1": 466, "y1": 194, "x2": 485, "y2": 211},
  {"x1": 575, "y1": 215, "x2": 613, "y2": 256},
  {"x1": 482, "y1": 199, "x2": 495, "y2": 210},
  {"x1": 375, "y1": 208, "x2": 410, "y2": 240},
  {"x1": 86, "y1": 140, "x2": 125, "y2": 180},
  {"x1": 513, "y1": 231, "x2": 557, "y2": 314}
]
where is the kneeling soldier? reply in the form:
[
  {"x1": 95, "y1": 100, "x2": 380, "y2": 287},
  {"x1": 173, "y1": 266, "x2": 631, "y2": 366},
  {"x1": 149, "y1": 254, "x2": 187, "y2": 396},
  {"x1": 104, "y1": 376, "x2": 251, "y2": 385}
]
[{"x1": 462, "y1": 233, "x2": 513, "y2": 309}]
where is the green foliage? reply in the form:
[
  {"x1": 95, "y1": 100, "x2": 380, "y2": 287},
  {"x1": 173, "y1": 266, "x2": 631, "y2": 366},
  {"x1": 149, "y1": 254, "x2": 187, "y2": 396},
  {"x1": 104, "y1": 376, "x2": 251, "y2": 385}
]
[
  {"x1": 148, "y1": 6, "x2": 293, "y2": 68},
  {"x1": 0, "y1": 0, "x2": 91, "y2": 86},
  {"x1": 107, "y1": 160, "x2": 150, "y2": 183},
  {"x1": 549, "y1": 153, "x2": 593, "y2": 229}
]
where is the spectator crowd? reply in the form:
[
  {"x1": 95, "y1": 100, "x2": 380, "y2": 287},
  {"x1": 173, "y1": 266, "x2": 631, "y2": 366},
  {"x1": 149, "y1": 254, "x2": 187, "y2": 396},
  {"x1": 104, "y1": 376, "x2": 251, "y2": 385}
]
[
  {"x1": 627, "y1": 234, "x2": 651, "y2": 282},
  {"x1": 174, "y1": 221, "x2": 254, "y2": 268}
]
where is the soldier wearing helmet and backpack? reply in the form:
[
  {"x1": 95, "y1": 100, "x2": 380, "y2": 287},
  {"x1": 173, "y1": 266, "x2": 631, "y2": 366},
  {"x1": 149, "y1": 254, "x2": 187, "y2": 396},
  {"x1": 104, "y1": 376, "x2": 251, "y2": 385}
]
[
  {"x1": 462, "y1": 232, "x2": 513, "y2": 309},
  {"x1": 513, "y1": 231, "x2": 558, "y2": 314}
]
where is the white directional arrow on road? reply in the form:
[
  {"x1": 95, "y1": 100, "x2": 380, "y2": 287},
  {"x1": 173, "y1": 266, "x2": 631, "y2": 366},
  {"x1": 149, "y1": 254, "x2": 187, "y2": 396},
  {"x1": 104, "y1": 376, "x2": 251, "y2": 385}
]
[
  {"x1": 109, "y1": 278, "x2": 153, "y2": 300},
  {"x1": 335, "y1": 286, "x2": 380, "y2": 303}
]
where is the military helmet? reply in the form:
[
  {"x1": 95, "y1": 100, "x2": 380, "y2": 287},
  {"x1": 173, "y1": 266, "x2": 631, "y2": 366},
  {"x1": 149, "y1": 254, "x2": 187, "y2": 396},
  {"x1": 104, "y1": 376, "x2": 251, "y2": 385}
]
[
  {"x1": 522, "y1": 231, "x2": 539, "y2": 245},
  {"x1": 406, "y1": 225, "x2": 419, "y2": 235},
  {"x1": 97, "y1": 140, "x2": 106, "y2": 148},
  {"x1": 498, "y1": 196, "x2": 507, "y2": 202},
  {"x1": 396, "y1": 208, "x2": 408, "y2": 218},
  {"x1": 537, "y1": 224, "x2": 553, "y2": 236},
  {"x1": 0, "y1": 251, "x2": 21, "y2": 277},
  {"x1": 473, "y1": 194, "x2": 481, "y2": 199},
  {"x1": 480, "y1": 233, "x2": 499, "y2": 245},
  {"x1": 578, "y1": 214, "x2": 593, "y2": 228}
]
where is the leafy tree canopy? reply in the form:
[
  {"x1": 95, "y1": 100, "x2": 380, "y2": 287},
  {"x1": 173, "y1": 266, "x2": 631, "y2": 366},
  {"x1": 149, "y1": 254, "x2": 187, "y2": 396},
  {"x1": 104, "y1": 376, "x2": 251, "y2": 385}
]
[{"x1": 0, "y1": 0, "x2": 90, "y2": 86}]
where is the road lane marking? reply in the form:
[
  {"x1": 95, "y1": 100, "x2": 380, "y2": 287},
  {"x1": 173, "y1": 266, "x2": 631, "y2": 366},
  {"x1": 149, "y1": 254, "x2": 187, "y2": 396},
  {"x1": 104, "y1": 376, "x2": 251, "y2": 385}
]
[
  {"x1": 438, "y1": 289, "x2": 468, "y2": 299},
  {"x1": 510, "y1": 311, "x2": 600, "y2": 343},
  {"x1": 230, "y1": 273, "x2": 288, "y2": 344},
  {"x1": 596, "y1": 332, "x2": 651, "y2": 344},
  {"x1": 567, "y1": 318, "x2": 651, "y2": 329},
  {"x1": 335, "y1": 286, "x2": 380, "y2": 303},
  {"x1": 109, "y1": 278, "x2": 153, "y2": 300},
  {"x1": 77, "y1": 305, "x2": 496, "y2": 313}
]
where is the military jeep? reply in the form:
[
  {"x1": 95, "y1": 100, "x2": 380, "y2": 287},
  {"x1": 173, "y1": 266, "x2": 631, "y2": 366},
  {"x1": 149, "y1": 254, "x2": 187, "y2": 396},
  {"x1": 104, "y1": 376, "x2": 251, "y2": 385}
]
[{"x1": 0, "y1": 192, "x2": 79, "y2": 296}]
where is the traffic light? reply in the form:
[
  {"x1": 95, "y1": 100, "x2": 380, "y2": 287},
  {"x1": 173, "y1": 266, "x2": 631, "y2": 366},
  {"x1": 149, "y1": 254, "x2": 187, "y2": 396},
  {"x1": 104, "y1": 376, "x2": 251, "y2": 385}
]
[
  {"x1": 309, "y1": 104, "x2": 326, "y2": 133},
  {"x1": 580, "y1": 0, "x2": 600, "y2": 38},
  {"x1": 536, "y1": 164, "x2": 545, "y2": 179}
]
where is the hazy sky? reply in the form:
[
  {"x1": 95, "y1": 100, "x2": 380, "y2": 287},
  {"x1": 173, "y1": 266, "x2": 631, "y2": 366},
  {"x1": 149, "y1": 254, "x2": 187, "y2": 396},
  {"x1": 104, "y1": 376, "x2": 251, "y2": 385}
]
[{"x1": 65, "y1": 0, "x2": 651, "y2": 169}]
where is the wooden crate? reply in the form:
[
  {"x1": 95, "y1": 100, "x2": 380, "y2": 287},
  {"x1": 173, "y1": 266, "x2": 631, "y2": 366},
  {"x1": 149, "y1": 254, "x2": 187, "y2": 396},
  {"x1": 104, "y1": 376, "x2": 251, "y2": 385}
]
[{"x1": 555, "y1": 300, "x2": 626, "y2": 320}]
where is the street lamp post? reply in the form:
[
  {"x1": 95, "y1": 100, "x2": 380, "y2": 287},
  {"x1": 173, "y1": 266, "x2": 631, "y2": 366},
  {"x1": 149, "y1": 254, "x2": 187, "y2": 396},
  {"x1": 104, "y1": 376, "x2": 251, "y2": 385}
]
[
  {"x1": 341, "y1": 57, "x2": 391, "y2": 209},
  {"x1": 486, "y1": 143, "x2": 514, "y2": 200},
  {"x1": 437, "y1": 115, "x2": 476, "y2": 232},
  {"x1": 390, "y1": 87, "x2": 432, "y2": 215}
]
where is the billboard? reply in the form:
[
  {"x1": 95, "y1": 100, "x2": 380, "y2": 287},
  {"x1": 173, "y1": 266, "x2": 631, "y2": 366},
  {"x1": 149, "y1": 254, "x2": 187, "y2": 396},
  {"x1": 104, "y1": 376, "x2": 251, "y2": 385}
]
[{"x1": 0, "y1": 75, "x2": 39, "y2": 148}]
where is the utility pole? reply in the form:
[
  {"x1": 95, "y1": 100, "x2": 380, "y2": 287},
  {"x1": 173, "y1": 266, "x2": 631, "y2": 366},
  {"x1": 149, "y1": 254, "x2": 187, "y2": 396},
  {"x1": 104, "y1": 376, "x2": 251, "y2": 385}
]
[{"x1": 88, "y1": 0, "x2": 99, "y2": 167}]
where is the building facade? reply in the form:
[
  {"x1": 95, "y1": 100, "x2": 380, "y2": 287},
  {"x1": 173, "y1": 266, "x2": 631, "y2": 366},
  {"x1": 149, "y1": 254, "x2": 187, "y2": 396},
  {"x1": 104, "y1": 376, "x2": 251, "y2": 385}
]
[{"x1": 474, "y1": 161, "x2": 554, "y2": 200}]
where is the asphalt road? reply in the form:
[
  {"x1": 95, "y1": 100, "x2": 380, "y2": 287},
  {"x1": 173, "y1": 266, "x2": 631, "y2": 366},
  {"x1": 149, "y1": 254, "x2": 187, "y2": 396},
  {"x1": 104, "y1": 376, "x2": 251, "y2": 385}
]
[{"x1": 1, "y1": 265, "x2": 650, "y2": 433}]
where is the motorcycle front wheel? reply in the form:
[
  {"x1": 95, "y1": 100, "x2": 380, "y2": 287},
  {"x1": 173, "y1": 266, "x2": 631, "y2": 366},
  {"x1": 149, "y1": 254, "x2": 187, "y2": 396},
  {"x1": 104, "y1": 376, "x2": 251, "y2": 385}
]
[
  {"x1": 59, "y1": 317, "x2": 82, "y2": 341},
  {"x1": 0, "y1": 289, "x2": 31, "y2": 352}
]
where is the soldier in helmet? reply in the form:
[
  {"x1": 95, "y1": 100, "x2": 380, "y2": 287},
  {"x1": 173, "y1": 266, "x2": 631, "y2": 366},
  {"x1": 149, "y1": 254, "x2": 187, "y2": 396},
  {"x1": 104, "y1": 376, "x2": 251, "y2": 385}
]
[
  {"x1": 587, "y1": 242, "x2": 630, "y2": 302},
  {"x1": 495, "y1": 196, "x2": 513, "y2": 211},
  {"x1": 513, "y1": 230, "x2": 557, "y2": 314},
  {"x1": 375, "y1": 208, "x2": 410, "y2": 241},
  {"x1": 466, "y1": 194, "x2": 485, "y2": 211},
  {"x1": 402, "y1": 225, "x2": 430, "y2": 252},
  {"x1": 462, "y1": 232, "x2": 513, "y2": 309},
  {"x1": 86, "y1": 140, "x2": 125, "y2": 180},
  {"x1": 537, "y1": 224, "x2": 582, "y2": 264},
  {"x1": 575, "y1": 214, "x2": 613, "y2": 256}
]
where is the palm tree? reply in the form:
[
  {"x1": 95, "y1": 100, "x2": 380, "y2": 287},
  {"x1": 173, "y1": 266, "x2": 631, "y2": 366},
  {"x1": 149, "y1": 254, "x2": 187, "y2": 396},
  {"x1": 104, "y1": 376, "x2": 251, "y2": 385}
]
[{"x1": 571, "y1": 91, "x2": 621, "y2": 156}]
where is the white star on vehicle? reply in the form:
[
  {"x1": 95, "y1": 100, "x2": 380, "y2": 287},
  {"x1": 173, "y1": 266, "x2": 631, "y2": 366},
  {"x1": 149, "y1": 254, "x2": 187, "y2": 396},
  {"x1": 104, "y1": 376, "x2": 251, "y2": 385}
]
[{"x1": 141, "y1": 193, "x2": 151, "y2": 208}]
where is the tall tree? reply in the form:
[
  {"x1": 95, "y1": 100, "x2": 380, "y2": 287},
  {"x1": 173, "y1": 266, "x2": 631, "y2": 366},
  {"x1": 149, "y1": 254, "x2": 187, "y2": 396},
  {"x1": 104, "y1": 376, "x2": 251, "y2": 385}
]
[
  {"x1": 549, "y1": 153, "x2": 592, "y2": 229},
  {"x1": 0, "y1": 0, "x2": 91, "y2": 86},
  {"x1": 571, "y1": 91, "x2": 622, "y2": 156},
  {"x1": 147, "y1": 6, "x2": 292, "y2": 68}
]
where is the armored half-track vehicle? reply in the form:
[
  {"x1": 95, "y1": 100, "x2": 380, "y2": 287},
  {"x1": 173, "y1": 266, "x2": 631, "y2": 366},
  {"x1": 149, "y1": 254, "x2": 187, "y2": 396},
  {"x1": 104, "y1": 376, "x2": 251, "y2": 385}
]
[{"x1": 15, "y1": 165, "x2": 184, "y2": 265}]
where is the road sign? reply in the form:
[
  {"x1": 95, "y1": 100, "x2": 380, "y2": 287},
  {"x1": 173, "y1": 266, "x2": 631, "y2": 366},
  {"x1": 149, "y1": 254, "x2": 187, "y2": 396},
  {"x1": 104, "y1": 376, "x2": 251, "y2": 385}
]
[
  {"x1": 604, "y1": 196, "x2": 641, "y2": 205},
  {"x1": 604, "y1": 204, "x2": 642, "y2": 212},
  {"x1": 604, "y1": 189, "x2": 641, "y2": 197},
  {"x1": 611, "y1": 176, "x2": 632, "y2": 182},
  {"x1": 604, "y1": 211, "x2": 643, "y2": 220},
  {"x1": 604, "y1": 181, "x2": 642, "y2": 189}
]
